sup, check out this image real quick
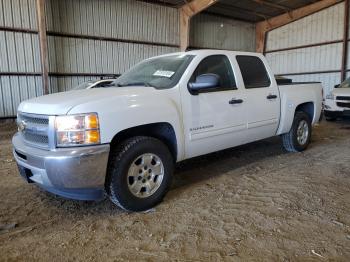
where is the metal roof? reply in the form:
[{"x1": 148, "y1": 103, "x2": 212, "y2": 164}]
[{"x1": 141, "y1": 0, "x2": 329, "y2": 22}]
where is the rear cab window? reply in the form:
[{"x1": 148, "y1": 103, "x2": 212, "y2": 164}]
[{"x1": 236, "y1": 55, "x2": 271, "y2": 89}]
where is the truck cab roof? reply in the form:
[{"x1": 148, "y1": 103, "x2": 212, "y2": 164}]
[{"x1": 153, "y1": 49, "x2": 265, "y2": 59}]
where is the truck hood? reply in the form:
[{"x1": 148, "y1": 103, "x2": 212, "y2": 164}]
[
  {"x1": 332, "y1": 88, "x2": 350, "y2": 97},
  {"x1": 18, "y1": 86, "x2": 154, "y2": 115}
]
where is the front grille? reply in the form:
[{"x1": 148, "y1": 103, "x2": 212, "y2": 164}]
[
  {"x1": 336, "y1": 96, "x2": 350, "y2": 101},
  {"x1": 23, "y1": 132, "x2": 49, "y2": 145},
  {"x1": 17, "y1": 112, "x2": 50, "y2": 148},
  {"x1": 21, "y1": 116, "x2": 49, "y2": 125},
  {"x1": 336, "y1": 102, "x2": 350, "y2": 108}
]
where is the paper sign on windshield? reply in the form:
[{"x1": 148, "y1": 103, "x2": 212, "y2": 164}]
[{"x1": 153, "y1": 70, "x2": 175, "y2": 78}]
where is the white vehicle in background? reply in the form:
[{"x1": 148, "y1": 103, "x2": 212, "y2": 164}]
[
  {"x1": 324, "y1": 78, "x2": 350, "y2": 121},
  {"x1": 12, "y1": 50, "x2": 323, "y2": 212},
  {"x1": 73, "y1": 78, "x2": 117, "y2": 90}
]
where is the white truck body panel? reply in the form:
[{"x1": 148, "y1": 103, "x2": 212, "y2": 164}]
[
  {"x1": 68, "y1": 86, "x2": 186, "y2": 161},
  {"x1": 178, "y1": 50, "x2": 281, "y2": 158},
  {"x1": 277, "y1": 83, "x2": 323, "y2": 135}
]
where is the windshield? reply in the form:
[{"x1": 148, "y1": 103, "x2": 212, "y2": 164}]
[
  {"x1": 112, "y1": 54, "x2": 194, "y2": 89},
  {"x1": 339, "y1": 77, "x2": 350, "y2": 88}
]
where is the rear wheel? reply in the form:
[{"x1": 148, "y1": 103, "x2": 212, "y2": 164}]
[
  {"x1": 282, "y1": 111, "x2": 312, "y2": 152},
  {"x1": 106, "y1": 136, "x2": 174, "y2": 212}
]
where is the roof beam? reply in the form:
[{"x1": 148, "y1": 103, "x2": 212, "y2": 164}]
[
  {"x1": 179, "y1": 0, "x2": 218, "y2": 51},
  {"x1": 181, "y1": 0, "x2": 218, "y2": 17},
  {"x1": 256, "y1": 0, "x2": 342, "y2": 53}
]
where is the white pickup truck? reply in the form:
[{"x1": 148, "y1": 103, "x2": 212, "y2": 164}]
[{"x1": 13, "y1": 50, "x2": 322, "y2": 211}]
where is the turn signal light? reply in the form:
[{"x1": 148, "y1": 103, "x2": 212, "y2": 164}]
[{"x1": 85, "y1": 130, "x2": 100, "y2": 144}]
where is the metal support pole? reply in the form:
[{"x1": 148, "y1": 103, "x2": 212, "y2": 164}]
[
  {"x1": 36, "y1": 0, "x2": 49, "y2": 95},
  {"x1": 341, "y1": 0, "x2": 349, "y2": 81}
]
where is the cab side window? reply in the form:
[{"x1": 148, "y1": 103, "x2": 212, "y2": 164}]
[
  {"x1": 189, "y1": 55, "x2": 236, "y2": 92},
  {"x1": 236, "y1": 55, "x2": 271, "y2": 89}
]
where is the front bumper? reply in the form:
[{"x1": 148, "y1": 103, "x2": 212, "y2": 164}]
[
  {"x1": 324, "y1": 98, "x2": 350, "y2": 119},
  {"x1": 324, "y1": 109, "x2": 350, "y2": 119},
  {"x1": 12, "y1": 133, "x2": 110, "y2": 200}
]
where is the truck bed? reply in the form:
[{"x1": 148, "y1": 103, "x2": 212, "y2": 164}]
[{"x1": 276, "y1": 82, "x2": 323, "y2": 135}]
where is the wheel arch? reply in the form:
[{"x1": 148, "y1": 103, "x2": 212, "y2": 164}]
[
  {"x1": 277, "y1": 101, "x2": 316, "y2": 135},
  {"x1": 110, "y1": 122, "x2": 178, "y2": 162},
  {"x1": 295, "y1": 102, "x2": 315, "y2": 122}
]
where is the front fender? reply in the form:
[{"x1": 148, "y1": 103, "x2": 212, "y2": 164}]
[{"x1": 68, "y1": 90, "x2": 185, "y2": 161}]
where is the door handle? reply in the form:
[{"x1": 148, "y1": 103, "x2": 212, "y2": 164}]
[
  {"x1": 229, "y1": 98, "x2": 243, "y2": 105},
  {"x1": 267, "y1": 94, "x2": 277, "y2": 99}
]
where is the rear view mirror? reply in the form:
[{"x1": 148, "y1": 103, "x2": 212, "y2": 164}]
[{"x1": 188, "y1": 74, "x2": 220, "y2": 95}]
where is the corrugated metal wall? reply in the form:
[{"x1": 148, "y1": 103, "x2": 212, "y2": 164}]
[
  {"x1": 190, "y1": 13, "x2": 256, "y2": 51},
  {"x1": 45, "y1": 0, "x2": 179, "y2": 93},
  {"x1": 0, "y1": 0, "x2": 42, "y2": 118},
  {"x1": 0, "y1": 0, "x2": 180, "y2": 117},
  {"x1": 265, "y1": 3, "x2": 345, "y2": 95},
  {"x1": 3, "y1": 1, "x2": 345, "y2": 118}
]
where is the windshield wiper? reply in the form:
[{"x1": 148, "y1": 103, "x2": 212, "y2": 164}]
[{"x1": 116, "y1": 82, "x2": 155, "y2": 88}]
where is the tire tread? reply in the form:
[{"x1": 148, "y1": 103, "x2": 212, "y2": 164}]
[
  {"x1": 282, "y1": 111, "x2": 311, "y2": 152},
  {"x1": 106, "y1": 136, "x2": 173, "y2": 211},
  {"x1": 107, "y1": 136, "x2": 148, "y2": 211}
]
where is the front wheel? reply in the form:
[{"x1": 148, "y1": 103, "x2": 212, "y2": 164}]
[
  {"x1": 282, "y1": 111, "x2": 312, "y2": 152},
  {"x1": 106, "y1": 136, "x2": 174, "y2": 212}
]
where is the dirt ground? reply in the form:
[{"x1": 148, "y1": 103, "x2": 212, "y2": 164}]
[{"x1": 0, "y1": 119, "x2": 350, "y2": 261}]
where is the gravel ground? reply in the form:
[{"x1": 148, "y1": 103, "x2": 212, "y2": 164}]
[{"x1": 0, "y1": 119, "x2": 350, "y2": 261}]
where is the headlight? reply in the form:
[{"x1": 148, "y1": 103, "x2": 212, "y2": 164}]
[
  {"x1": 326, "y1": 93, "x2": 334, "y2": 100},
  {"x1": 55, "y1": 113, "x2": 100, "y2": 147}
]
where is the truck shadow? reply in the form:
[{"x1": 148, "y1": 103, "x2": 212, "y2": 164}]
[
  {"x1": 335, "y1": 116, "x2": 350, "y2": 128},
  {"x1": 170, "y1": 117, "x2": 350, "y2": 195},
  {"x1": 171, "y1": 136, "x2": 286, "y2": 191}
]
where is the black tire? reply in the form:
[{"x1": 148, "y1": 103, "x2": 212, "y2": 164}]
[
  {"x1": 282, "y1": 111, "x2": 312, "y2": 152},
  {"x1": 319, "y1": 111, "x2": 323, "y2": 122},
  {"x1": 325, "y1": 116, "x2": 336, "y2": 122},
  {"x1": 106, "y1": 136, "x2": 174, "y2": 212}
]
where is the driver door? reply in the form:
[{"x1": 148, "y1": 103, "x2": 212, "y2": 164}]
[{"x1": 180, "y1": 54, "x2": 247, "y2": 159}]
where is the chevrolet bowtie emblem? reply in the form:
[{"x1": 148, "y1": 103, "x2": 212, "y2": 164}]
[{"x1": 18, "y1": 120, "x2": 27, "y2": 132}]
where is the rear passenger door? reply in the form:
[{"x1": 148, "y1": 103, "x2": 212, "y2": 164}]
[{"x1": 236, "y1": 55, "x2": 280, "y2": 142}]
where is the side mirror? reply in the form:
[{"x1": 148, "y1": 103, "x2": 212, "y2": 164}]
[
  {"x1": 188, "y1": 74, "x2": 220, "y2": 95},
  {"x1": 334, "y1": 84, "x2": 340, "y2": 88}
]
